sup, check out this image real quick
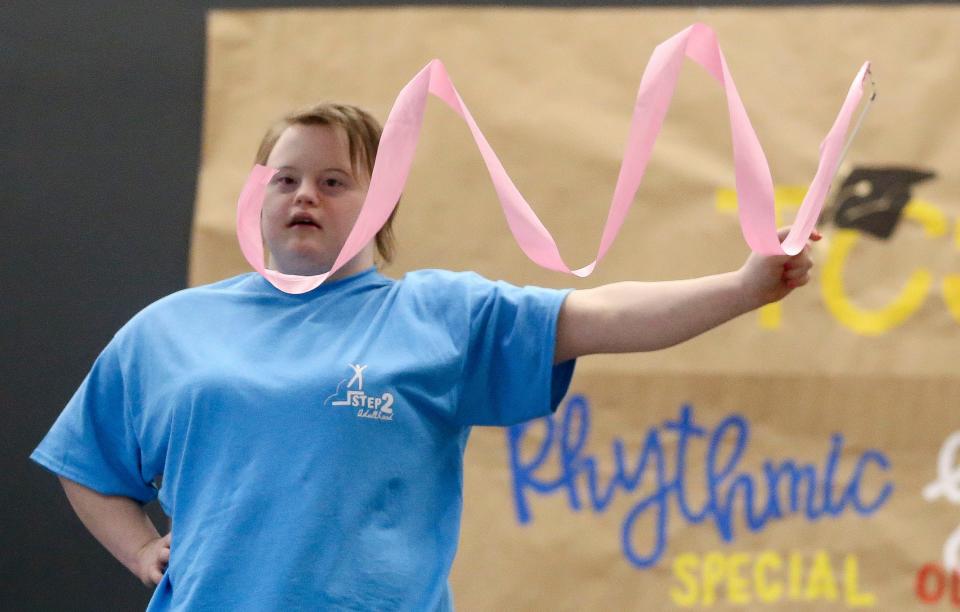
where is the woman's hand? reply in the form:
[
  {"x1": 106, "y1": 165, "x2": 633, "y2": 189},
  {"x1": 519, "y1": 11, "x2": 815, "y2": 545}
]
[
  {"x1": 134, "y1": 532, "x2": 171, "y2": 588},
  {"x1": 554, "y1": 225, "x2": 823, "y2": 362},
  {"x1": 738, "y1": 227, "x2": 821, "y2": 308}
]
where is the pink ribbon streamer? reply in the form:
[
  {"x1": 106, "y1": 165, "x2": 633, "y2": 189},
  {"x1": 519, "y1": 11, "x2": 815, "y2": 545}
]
[{"x1": 237, "y1": 22, "x2": 871, "y2": 294}]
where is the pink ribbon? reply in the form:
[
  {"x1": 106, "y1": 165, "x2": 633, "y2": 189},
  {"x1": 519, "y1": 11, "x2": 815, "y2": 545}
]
[{"x1": 237, "y1": 22, "x2": 871, "y2": 294}]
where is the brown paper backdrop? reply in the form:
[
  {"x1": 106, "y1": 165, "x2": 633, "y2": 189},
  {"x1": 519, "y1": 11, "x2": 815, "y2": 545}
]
[{"x1": 192, "y1": 7, "x2": 960, "y2": 609}]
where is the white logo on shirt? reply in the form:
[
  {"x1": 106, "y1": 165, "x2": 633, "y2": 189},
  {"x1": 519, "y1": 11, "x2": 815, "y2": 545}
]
[{"x1": 324, "y1": 363, "x2": 395, "y2": 422}]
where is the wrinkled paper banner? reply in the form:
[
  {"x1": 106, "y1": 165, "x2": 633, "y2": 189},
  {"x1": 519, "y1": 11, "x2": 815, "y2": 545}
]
[{"x1": 236, "y1": 22, "x2": 872, "y2": 294}]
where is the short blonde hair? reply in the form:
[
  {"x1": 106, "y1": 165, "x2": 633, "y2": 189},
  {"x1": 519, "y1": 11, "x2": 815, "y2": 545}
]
[{"x1": 255, "y1": 103, "x2": 398, "y2": 265}]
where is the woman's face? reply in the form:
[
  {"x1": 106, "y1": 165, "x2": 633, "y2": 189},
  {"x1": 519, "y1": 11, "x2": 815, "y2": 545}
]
[{"x1": 261, "y1": 123, "x2": 373, "y2": 277}]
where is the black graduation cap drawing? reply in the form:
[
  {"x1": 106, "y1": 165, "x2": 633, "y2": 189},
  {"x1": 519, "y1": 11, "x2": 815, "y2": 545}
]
[{"x1": 826, "y1": 167, "x2": 936, "y2": 239}]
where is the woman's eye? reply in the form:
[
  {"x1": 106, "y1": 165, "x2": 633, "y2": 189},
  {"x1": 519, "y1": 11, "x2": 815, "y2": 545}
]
[{"x1": 272, "y1": 175, "x2": 297, "y2": 187}]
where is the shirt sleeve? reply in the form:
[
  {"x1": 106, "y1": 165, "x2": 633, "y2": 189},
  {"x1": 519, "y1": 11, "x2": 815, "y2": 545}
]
[
  {"x1": 29, "y1": 338, "x2": 159, "y2": 504},
  {"x1": 457, "y1": 275, "x2": 576, "y2": 426}
]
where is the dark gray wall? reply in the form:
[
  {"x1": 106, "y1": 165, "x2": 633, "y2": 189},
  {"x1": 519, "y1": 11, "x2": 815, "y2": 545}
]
[
  {"x1": 1, "y1": 1, "x2": 945, "y2": 610},
  {"x1": 3, "y1": 3, "x2": 203, "y2": 610}
]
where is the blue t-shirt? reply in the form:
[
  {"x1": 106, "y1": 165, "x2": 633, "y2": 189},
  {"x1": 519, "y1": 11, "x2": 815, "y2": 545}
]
[{"x1": 31, "y1": 267, "x2": 575, "y2": 611}]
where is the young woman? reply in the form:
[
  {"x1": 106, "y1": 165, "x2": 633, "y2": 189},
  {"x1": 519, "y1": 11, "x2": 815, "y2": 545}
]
[{"x1": 32, "y1": 103, "x2": 816, "y2": 611}]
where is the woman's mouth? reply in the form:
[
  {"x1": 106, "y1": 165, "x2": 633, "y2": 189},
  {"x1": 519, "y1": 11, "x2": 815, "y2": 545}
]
[{"x1": 288, "y1": 212, "x2": 321, "y2": 229}]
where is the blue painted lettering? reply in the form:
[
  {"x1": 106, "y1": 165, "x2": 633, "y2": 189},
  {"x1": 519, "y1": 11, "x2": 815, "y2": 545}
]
[{"x1": 507, "y1": 395, "x2": 894, "y2": 568}]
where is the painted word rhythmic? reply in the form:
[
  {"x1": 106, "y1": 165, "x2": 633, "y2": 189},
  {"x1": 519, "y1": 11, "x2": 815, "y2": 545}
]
[{"x1": 507, "y1": 395, "x2": 894, "y2": 569}]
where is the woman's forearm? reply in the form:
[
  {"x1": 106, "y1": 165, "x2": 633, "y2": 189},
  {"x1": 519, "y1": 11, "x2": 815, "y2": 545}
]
[
  {"x1": 556, "y1": 272, "x2": 757, "y2": 362},
  {"x1": 58, "y1": 476, "x2": 160, "y2": 579},
  {"x1": 554, "y1": 227, "x2": 818, "y2": 364}
]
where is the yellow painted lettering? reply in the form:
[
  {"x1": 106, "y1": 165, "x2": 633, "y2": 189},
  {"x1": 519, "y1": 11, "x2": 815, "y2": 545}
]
[
  {"x1": 726, "y1": 553, "x2": 751, "y2": 604},
  {"x1": 758, "y1": 303, "x2": 781, "y2": 329},
  {"x1": 714, "y1": 186, "x2": 808, "y2": 220},
  {"x1": 843, "y1": 554, "x2": 877, "y2": 607},
  {"x1": 702, "y1": 552, "x2": 726, "y2": 606},
  {"x1": 905, "y1": 199, "x2": 949, "y2": 238},
  {"x1": 946, "y1": 217, "x2": 960, "y2": 323},
  {"x1": 804, "y1": 551, "x2": 839, "y2": 601},
  {"x1": 754, "y1": 550, "x2": 783, "y2": 603},
  {"x1": 671, "y1": 554, "x2": 700, "y2": 607},
  {"x1": 720, "y1": 191, "x2": 957, "y2": 335},
  {"x1": 715, "y1": 187, "x2": 739, "y2": 214},
  {"x1": 943, "y1": 275, "x2": 960, "y2": 324},
  {"x1": 821, "y1": 229, "x2": 932, "y2": 336},
  {"x1": 789, "y1": 552, "x2": 803, "y2": 600}
]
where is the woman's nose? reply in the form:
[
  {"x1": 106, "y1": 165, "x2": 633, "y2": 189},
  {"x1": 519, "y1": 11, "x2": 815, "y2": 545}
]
[{"x1": 294, "y1": 183, "x2": 319, "y2": 206}]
